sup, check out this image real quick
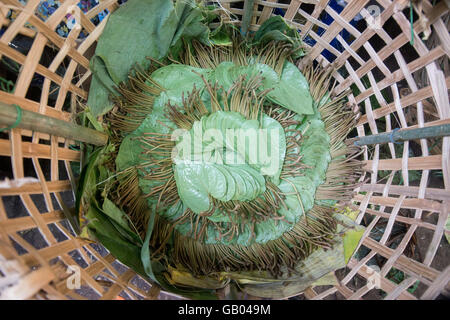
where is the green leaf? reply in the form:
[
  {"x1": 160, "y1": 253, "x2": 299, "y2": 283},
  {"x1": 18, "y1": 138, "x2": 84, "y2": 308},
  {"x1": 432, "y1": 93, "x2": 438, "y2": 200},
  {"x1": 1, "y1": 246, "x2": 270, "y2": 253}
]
[
  {"x1": 266, "y1": 62, "x2": 313, "y2": 115},
  {"x1": 84, "y1": 107, "x2": 105, "y2": 132},
  {"x1": 211, "y1": 61, "x2": 237, "y2": 90},
  {"x1": 150, "y1": 64, "x2": 211, "y2": 107},
  {"x1": 169, "y1": 1, "x2": 210, "y2": 53},
  {"x1": 102, "y1": 198, "x2": 143, "y2": 245},
  {"x1": 95, "y1": 0, "x2": 176, "y2": 83},
  {"x1": 87, "y1": 0, "x2": 212, "y2": 116},
  {"x1": 259, "y1": 113, "x2": 286, "y2": 185},
  {"x1": 173, "y1": 162, "x2": 211, "y2": 213},
  {"x1": 266, "y1": 82, "x2": 313, "y2": 116},
  {"x1": 343, "y1": 228, "x2": 365, "y2": 264},
  {"x1": 281, "y1": 61, "x2": 309, "y2": 92},
  {"x1": 85, "y1": 201, "x2": 147, "y2": 277},
  {"x1": 141, "y1": 208, "x2": 157, "y2": 283},
  {"x1": 335, "y1": 214, "x2": 365, "y2": 264},
  {"x1": 209, "y1": 26, "x2": 232, "y2": 46},
  {"x1": 212, "y1": 61, "x2": 313, "y2": 116},
  {"x1": 75, "y1": 147, "x2": 102, "y2": 220},
  {"x1": 90, "y1": 228, "x2": 146, "y2": 276},
  {"x1": 140, "y1": 209, "x2": 218, "y2": 299},
  {"x1": 102, "y1": 198, "x2": 131, "y2": 231},
  {"x1": 87, "y1": 57, "x2": 116, "y2": 117},
  {"x1": 252, "y1": 16, "x2": 305, "y2": 59},
  {"x1": 172, "y1": 111, "x2": 287, "y2": 213},
  {"x1": 76, "y1": 143, "x2": 117, "y2": 239}
]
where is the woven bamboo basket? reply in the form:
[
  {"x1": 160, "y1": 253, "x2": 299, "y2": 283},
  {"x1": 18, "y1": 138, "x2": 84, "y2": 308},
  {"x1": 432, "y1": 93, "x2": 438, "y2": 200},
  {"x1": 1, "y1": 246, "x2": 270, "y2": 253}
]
[{"x1": 0, "y1": 0, "x2": 448, "y2": 300}]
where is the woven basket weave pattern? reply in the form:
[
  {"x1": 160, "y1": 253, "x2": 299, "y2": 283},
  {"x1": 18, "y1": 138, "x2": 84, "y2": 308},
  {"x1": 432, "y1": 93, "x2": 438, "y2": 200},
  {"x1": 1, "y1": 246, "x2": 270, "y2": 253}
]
[{"x1": 0, "y1": 0, "x2": 448, "y2": 300}]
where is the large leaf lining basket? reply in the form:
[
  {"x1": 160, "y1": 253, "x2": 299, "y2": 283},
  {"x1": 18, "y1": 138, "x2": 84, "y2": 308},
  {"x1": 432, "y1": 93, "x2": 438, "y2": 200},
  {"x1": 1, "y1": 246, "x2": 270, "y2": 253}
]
[{"x1": 0, "y1": 0, "x2": 449, "y2": 300}]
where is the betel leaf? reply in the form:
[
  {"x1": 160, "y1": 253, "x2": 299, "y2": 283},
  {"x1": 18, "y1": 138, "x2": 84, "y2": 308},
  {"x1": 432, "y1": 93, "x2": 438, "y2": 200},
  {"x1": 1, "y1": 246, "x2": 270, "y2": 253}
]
[
  {"x1": 169, "y1": 2, "x2": 231, "y2": 59},
  {"x1": 84, "y1": 107, "x2": 105, "y2": 133},
  {"x1": 221, "y1": 215, "x2": 365, "y2": 299},
  {"x1": 173, "y1": 162, "x2": 211, "y2": 213},
  {"x1": 87, "y1": 0, "x2": 212, "y2": 116},
  {"x1": 173, "y1": 161, "x2": 266, "y2": 214},
  {"x1": 150, "y1": 64, "x2": 211, "y2": 107},
  {"x1": 87, "y1": 57, "x2": 116, "y2": 117},
  {"x1": 212, "y1": 61, "x2": 313, "y2": 116},
  {"x1": 102, "y1": 198, "x2": 133, "y2": 233},
  {"x1": 266, "y1": 62, "x2": 313, "y2": 116},
  {"x1": 153, "y1": 108, "x2": 329, "y2": 246},
  {"x1": 252, "y1": 15, "x2": 305, "y2": 59},
  {"x1": 102, "y1": 198, "x2": 143, "y2": 246},
  {"x1": 280, "y1": 61, "x2": 310, "y2": 93},
  {"x1": 169, "y1": 1, "x2": 209, "y2": 49},
  {"x1": 84, "y1": 201, "x2": 147, "y2": 277},
  {"x1": 115, "y1": 93, "x2": 180, "y2": 172},
  {"x1": 171, "y1": 111, "x2": 286, "y2": 213},
  {"x1": 277, "y1": 176, "x2": 315, "y2": 214}
]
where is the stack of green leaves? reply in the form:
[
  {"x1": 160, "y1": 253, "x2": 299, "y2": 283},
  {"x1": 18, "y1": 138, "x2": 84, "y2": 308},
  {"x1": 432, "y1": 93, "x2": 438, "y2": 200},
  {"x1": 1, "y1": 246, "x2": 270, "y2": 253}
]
[{"x1": 76, "y1": 0, "x2": 364, "y2": 299}]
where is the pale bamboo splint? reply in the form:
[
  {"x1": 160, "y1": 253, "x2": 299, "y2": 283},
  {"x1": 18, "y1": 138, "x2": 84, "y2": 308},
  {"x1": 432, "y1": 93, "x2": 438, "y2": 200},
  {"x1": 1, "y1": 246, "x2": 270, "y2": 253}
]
[{"x1": 0, "y1": 0, "x2": 448, "y2": 300}]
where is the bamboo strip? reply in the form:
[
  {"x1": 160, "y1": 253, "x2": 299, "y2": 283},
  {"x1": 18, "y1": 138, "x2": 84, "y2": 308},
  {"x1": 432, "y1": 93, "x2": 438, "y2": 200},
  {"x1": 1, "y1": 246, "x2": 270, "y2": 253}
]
[
  {"x1": 241, "y1": 0, "x2": 255, "y2": 36},
  {"x1": 358, "y1": 184, "x2": 450, "y2": 202},
  {"x1": 353, "y1": 194, "x2": 443, "y2": 212},
  {"x1": 0, "y1": 180, "x2": 72, "y2": 196},
  {"x1": 0, "y1": 102, "x2": 108, "y2": 146},
  {"x1": 364, "y1": 155, "x2": 442, "y2": 171},
  {"x1": 354, "y1": 120, "x2": 450, "y2": 148},
  {"x1": 0, "y1": 139, "x2": 80, "y2": 161}
]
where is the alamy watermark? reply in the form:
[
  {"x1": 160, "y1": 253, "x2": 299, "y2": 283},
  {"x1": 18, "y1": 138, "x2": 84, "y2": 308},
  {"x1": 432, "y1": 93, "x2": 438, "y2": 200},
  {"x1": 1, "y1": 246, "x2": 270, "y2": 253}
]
[
  {"x1": 66, "y1": 265, "x2": 81, "y2": 290},
  {"x1": 366, "y1": 265, "x2": 381, "y2": 290},
  {"x1": 339, "y1": 1, "x2": 382, "y2": 30},
  {"x1": 364, "y1": 5, "x2": 382, "y2": 30}
]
